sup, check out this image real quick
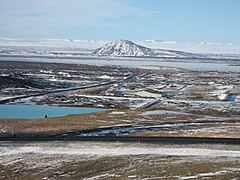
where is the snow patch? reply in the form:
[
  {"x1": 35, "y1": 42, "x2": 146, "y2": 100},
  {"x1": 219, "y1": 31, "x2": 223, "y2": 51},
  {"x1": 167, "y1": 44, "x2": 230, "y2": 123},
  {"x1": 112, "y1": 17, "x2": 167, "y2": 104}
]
[
  {"x1": 141, "y1": 110, "x2": 190, "y2": 116},
  {"x1": 110, "y1": 111, "x2": 126, "y2": 115},
  {"x1": 99, "y1": 75, "x2": 114, "y2": 79}
]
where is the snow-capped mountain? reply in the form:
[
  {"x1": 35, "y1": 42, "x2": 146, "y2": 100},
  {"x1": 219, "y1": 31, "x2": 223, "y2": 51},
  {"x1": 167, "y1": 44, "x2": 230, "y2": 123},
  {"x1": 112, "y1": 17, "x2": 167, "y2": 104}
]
[
  {"x1": 92, "y1": 39, "x2": 202, "y2": 58},
  {"x1": 93, "y1": 40, "x2": 153, "y2": 56}
]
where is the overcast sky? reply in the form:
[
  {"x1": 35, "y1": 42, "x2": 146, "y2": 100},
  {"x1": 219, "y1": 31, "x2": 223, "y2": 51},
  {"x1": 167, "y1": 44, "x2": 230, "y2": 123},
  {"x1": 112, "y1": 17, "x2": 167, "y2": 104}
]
[{"x1": 0, "y1": 0, "x2": 240, "y2": 43}]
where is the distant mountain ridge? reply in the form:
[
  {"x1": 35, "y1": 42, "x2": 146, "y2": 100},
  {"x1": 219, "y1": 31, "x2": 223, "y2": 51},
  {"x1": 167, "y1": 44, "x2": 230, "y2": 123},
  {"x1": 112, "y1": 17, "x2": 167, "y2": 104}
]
[{"x1": 92, "y1": 39, "x2": 202, "y2": 58}]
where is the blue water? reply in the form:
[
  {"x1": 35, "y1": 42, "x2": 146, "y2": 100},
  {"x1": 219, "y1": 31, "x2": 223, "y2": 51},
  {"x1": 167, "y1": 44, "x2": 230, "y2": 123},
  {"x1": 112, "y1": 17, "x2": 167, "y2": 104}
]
[{"x1": 0, "y1": 104, "x2": 103, "y2": 118}]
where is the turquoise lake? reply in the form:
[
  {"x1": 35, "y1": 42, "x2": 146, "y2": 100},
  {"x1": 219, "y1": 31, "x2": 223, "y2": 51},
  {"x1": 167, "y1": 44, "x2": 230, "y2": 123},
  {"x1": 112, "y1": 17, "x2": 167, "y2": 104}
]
[{"x1": 0, "y1": 104, "x2": 103, "y2": 118}]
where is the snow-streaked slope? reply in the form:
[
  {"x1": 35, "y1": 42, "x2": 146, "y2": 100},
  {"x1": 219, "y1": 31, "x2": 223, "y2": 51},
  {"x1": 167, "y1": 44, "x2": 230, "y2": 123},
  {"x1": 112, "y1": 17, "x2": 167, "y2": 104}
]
[
  {"x1": 92, "y1": 40, "x2": 201, "y2": 58},
  {"x1": 153, "y1": 49, "x2": 201, "y2": 58}
]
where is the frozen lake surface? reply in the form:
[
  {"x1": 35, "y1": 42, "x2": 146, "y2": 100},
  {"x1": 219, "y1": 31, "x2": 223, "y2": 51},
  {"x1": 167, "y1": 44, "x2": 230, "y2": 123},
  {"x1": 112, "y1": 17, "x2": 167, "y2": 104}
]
[
  {"x1": 0, "y1": 104, "x2": 103, "y2": 118},
  {"x1": 1, "y1": 57, "x2": 240, "y2": 72}
]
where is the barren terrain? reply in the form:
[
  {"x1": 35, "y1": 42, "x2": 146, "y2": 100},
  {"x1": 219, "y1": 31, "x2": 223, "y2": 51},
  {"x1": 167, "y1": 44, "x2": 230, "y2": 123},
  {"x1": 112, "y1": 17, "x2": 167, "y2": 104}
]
[{"x1": 0, "y1": 61, "x2": 239, "y2": 138}]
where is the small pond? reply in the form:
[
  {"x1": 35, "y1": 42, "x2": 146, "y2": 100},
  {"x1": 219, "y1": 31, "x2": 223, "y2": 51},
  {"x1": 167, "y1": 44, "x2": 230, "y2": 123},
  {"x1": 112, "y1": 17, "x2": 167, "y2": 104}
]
[{"x1": 0, "y1": 104, "x2": 103, "y2": 118}]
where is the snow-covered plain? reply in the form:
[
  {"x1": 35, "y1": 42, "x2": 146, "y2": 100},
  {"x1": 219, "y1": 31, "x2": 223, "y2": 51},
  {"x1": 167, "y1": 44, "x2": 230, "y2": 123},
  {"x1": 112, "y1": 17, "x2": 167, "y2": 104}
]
[
  {"x1": 0, "y1": 38, "x2": 106, "y2": 49},
  {"x1": 139, "y1": 40, "x2": 240, "y2": 54}
]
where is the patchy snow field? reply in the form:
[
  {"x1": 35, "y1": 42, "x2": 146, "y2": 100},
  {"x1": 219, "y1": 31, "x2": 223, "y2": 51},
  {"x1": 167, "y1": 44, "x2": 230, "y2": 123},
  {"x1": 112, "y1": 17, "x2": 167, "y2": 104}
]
[{"x1": 0, "y1": 141, "x2": 240, "y2": 179}]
